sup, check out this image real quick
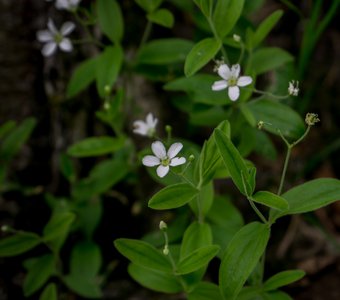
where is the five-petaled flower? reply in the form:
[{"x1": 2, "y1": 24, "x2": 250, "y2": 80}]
[
  {"x1": 142, "y1": 141, "x2": 186, "y2": 178},
  {"x1": 212, "y1": 64, "x2": 252, "y2": 101},
  {"x1": 133, "y1": 113, "x2": 158, "y2": 137},
  {"x1": 288, "y1": 80, "x2": 299, "y2": 96},
  {"x1": 37, "y1": 19, "x2": 75, "y2": 57}
]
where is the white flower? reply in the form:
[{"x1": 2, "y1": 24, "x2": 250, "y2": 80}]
[
  {"x1": 133, "y1": 113, "x2": 158, "y2": 137},
  {"x1": 288, "y1": 80, "x2": 299, "y2": 96},
  {"x1": 55, "y1": 0, "x2": 81, "y2": 11},
  {"x1": 37, "y1": 19, "x2": 75, "y2": 57},
  {"x1": 212, "y1": 64, "x2": 252, "y2": 101},
  {"x1": 142, "y1": 141, "x2": 186, "y2": 178}
]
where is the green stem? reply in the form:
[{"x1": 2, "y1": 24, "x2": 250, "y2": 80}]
[
  {"x1": 251, "y1": 88, "x2": 290, "y2": 100},
  {"x1": 277, "y1": 146, "x2": 292, "y2": 196},
  {"x1": 207, "y1": 18, "x2": 229, "y2": 64},
  {"x1": 248, "y1": 198, "x2": 268, "y2": 224},
  {"x1": 139, "y1": 20, "x2": 152, "y2": 49}
]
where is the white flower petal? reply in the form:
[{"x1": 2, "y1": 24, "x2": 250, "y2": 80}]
[
  {"x1": 231, "y1": 64, "x2": 240, "y2": 78},
  {"x1": 237, "y1": 76, "x2": 252, "y2": 87},
  {"x1": 59, "y1": 38, "x2": 73, "y2": 52},
  {"x1": 37, "y1": 30, "x2": 53, "y2": 42},
  {"x1": 133, "y1": 121, "x2": 148, "y2": 136},
  {"x1": 212, "y1": 80, "x2": 228, "y2": 91},
  {"x1": 228, "y1": 86, "x2": 240, "y2": 101},
  {"x1": 146, "y1": 113, "x2": 157, "y2": 128},
  {"x1": 47, "y1": 19, "x2": 58, "y2": 34},
  {"x1": 142, "y1": 155, "x2": 160, "y2": 167},
  {"x1": 167, "y1": 142, "x2": 183, "y2": 159},
  {"x1": 151, "y1": 141, "x2": 166, "y2": 159},
  {"x1": 156, "y1": 165, "x2": 169, "y2": 178},
  {"x1": 56, "y1": 0, "x2": 69, "y2": 9},
  {"x1": 42, "y1": 42, "x2": 57, "y2": 57},
  {"x1": 170, "y1": 157, "x2": 186, "y2": 166},
  {"x1": 217, "y1": 64, "x2": 231, "y2": 80},
  {"x1": 60, "y1": 22, "x2": 75, "y2": 36}
]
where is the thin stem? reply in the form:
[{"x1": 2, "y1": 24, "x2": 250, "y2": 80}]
[
  {"x1": 277, "y1": 146, "x2": 292, "y2": 196},
  {"x1": 251, "y1": 88, "x2": 290, "y2": 100},
  {"x1": 237, "y1": 41, "x2": 245, "y2": 64},
  {"x1": 139, "y1": 20, "x2": 152, "y2": 49},
  {"x1": 248, "y1": 198, "x2": 268, "y2": 224},
  {"x1": 207, "y1": 18, "x2": 229, "y2": 64}
]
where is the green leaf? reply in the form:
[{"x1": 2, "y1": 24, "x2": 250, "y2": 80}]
[
  {"x1": 193, "y1": 0, "x2": 214, "y2": 17},
  {"x1": 96, "y1": 46, "x2": 124, "y2": 98},
  {"x1": 96, "y1": 0, "x2": 123, "y2": 43},
  {"x1": 184, "y1": 38, "x2": 221, "y2": 77},
  {"x1": 0, "y1": 117, "x2": 36, "y2": 161},
  {"x1": 67, "y1": 136, "x2": 125, "y2": 157},
  {"x1": 271, "y1": 178, "x2": 340, "y2": 221},
  {"x1": 251, "y1": 191, "x2": 289, "y2": 211},
  {"x1": 219, "y1": 222, "x2": 270, "y2": 300},
  {"x1": 23, "y1": 254, "x2": 55, "y2": 297},
  {"x1": 69, "y1": 241, "x2": 102, "y2": 279},
  {"x1": 128, "y1": 263, "x2": 183, "y2": 293},
  {"x1": 263, "y1": 270, "x2": 305, "y2": 291},
  {"x1": 66, "y1": 57, "x2": 98, "y2": 98},
  {"x1": 43, "y1": 211, "x2": 75, "y2": 251},
  {"x1": 114, "y1": 238, "x2": 173, "y2": 273},
  {"x1": 147, "y1": 8, "x2": 174, "y2": 28},
  {"x1": 199, "y1": 121, "x2": 231, "y2": 185},
  {"x1": 214, "y1": 129, "x2": 253, "y2": 196},
  {"x1": 0, "y1": 120, "x2": 16, "y2": 139},
  {"x1": 0, "y1": 232, "x2": 41, "y2": 257},
  {"x1": 148, "y1": 183, "x2": 198, "y2": 210},
  {"x1": 76, "y1": 198, "x2": 102, "y2": 238},
  {"x1": 72, "y1": 158, "x2": 129, "y2": 199},
  {"x1": 60, "y1": 154, "x2": 76, "y2": 183},
  {"x1": 189, "y1": 182, "x2": 214, "y2": 217},
  {"x1": 246, "y1": 99, "x2": 305, "y2": 140},
  {"x1": 253, "y1": 10, "x2": 283, "y2": 47},
  {"x1": 135, "y1": 0, "x2": 163, "y2": 12},
  {"x1": 176, "y1": 245, "x2": 219, "y2": 275},
  {"x1": 264, "y1": 291, "x2": 293, "y2": 300},
  {"x1": 251, "y1": 47, "x2": 294, "y2": 74},
  {"x1": 39, "y1": 283, "x2": 57, "y2": 300},
  {"x1": 213, "y1": 0, "x2": 245, "y2": 38},
  {"x1": 180, "y1": 222, "x2": 212, "y2": 259},
  {"x1": 63, "y1": 275, "x2": 102, "y2": 298},
  {"x1": 188, "y1": 282, "x2": 224, "y2": 300},
  {"x1": 164, "y1": 74, "x2": 228, "y2": 105},
  {"x1": 137, "y1": 38, "x2": 193, "y2": 65}
]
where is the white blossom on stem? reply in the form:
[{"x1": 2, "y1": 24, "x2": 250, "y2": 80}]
[
  {"x1": 288, "y1": 80, "x2": 299, "y2": 96},
  {"x1": 55, "y1": 0, "x2": 81, "y2": 11},
  {"x1": 142, "y1": 141, "x2": 186, "y2": 178},
  {"x1": 133, "y1": 113, "x2": 158, "y2": 137},
  {"x1": 37, "y1": 19, "x2": 75, "y2": 57},
  {"x1": 212, "y1": 64, "x2": 252, "y2": 101}
]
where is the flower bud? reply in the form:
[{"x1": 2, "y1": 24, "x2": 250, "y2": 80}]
[
  {"x1": 305, "y1": 113, "x2": 320, "y2": 126},
  {"x1": 104, "y1": 85, "x2": 111, "y2": 95},
  {"x1": 159, "y1": 220, "x2": 167, "y2": 231},
  {"x1": 163, "y1": 246, "x2": 169, "y2": 256},
  {"x1": 1, "y1": 225, "x2": 9, "y2": 232},
  {"x1": 189, "y1": 154, "x2": 195, "y2": 162},
  {"x1": 165, "y1": 125, "x2": 172, "y2": 133},
  {"x1": 233, "y1": 34, "x2": 241, "y2": 42},
  {"x1": 257, "y1": 121, "x2": 264, "y2": 130}
]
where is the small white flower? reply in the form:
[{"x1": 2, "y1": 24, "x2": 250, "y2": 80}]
[
  {"x1": 288, "y1": 80, "x2": 299, "y2": 96},
  {"x1": 233, "y1": 34, "x2": 241, "y2": 42},
  {"x1": 37, "y1": 19, "x2": 75, "y2": 57},
  {"x1": 212, "y1": 64, "x2": 252, "y2": 101},
  {"x1": 133, "y1": 113, "x2": 158, "y2": 137},
  {"x1": 142, "y1": 141, "x2": 186, "y2": 178},
  {"x1": 55, "y1": 0, "x2": 81, "y2": 11}
]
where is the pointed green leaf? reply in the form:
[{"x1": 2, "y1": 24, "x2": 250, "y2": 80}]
[
  {"x1": 193, "y1": 0, "x2": 214, "y2": 17},
  {"x1": 0, "y1": 232, "x2": 41, "y2": 257},
  {"x1": 97, "y1": 0, "x2": 123, "y2": 43},
  {"x1": 0, "y1": 120, "x2": 16, "y2": 139},
  {"x1": 271, "y1": 178, "x2": 340, "y2": 221},
  {"x1": 23, "y1": 254, "x2": 55, "y2": 297},
  {"x1": 137, "y1": 38, "x2": 193, "y2": 65},
  {"x1": 188, "y1": 282, "x2": 223, "y2": 300},
  {"x1": 135, "y1": 0, "x2": 163, "y2": 12},
  {"x1": 114, "y1": 238, "x2": 173, "y2": 273},
  {"x1": 39, "y1": 283, "x2": 57, "y2": 300},
  {"x1": 66, "y1": 57, "x2": 98, "y2": 98},
  {"x1": 148, "y1": 183, "x2": 198, "y2": 210},
  {"x1": 147, "y1": 9, "x2": 174, "y2": 28},
  {"x1": 184, "y1": 38, "x2": 221, "y2": 77},
  {"x1": 67, "y1": 136, "x2": 125, "y2": 157},
  {"x1": 251, "y1": 47, "x2": 293, "y2": 75},
  {"x1": 219, "y1": 222, "x2": 270, "y2": 300},
  {"x1": 213, "y1": 0, "x2": 245, "y2": 38},
  {"x1": 0, "y1": 118, "x2": 36, "y2": 161},
  {"x1": 214, "y1": 129, "x2": 253, "y2": 196},
  {"x1": 176, "y1": 245, "x2": 219, "y2": 275},
  {"x1": 128, "y1": 263, "x2": 183, "y2": 293},
  {"x1": 251, "y1": 191, "x2": 289, "y2": 211},
  {"x1": 96, "y1": 46, "x2": 123, "y2": 98},
  {"x1": 180, "y1": 222, "x2": 212, "y2": 259},
  {"x1": 264, "y1": 270, "x2": 305, "y2": 291},
  {"x1": 253, "y1": 10, "x2": 283, "y2": 47},
  {"x1": 246, "y1": 99, "x2": 305, "y2": 140},
  {"x1": 63, "y1": 275, "x2": 102, "y2": 298}
]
